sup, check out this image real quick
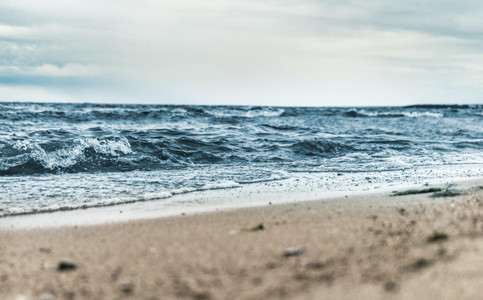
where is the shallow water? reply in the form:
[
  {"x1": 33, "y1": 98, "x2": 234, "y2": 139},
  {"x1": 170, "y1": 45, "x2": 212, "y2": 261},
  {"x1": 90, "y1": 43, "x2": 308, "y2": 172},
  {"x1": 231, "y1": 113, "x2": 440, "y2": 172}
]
[{"x1": 1, "y1": 103, "x2": 482, "y2": 216}]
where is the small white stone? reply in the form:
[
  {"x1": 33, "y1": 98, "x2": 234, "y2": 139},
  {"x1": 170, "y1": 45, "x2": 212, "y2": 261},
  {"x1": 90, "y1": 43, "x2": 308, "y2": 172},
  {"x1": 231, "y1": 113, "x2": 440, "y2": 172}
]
[{"x1": 283, "y1": 247, "x2": 304, "y2": 257}]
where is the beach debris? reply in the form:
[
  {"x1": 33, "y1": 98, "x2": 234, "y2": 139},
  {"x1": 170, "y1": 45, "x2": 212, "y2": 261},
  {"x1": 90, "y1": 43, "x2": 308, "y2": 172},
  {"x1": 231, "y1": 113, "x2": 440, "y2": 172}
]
[
  {"x1": 431, "y1": 188, "x2": 464, "y2": 198},
  {"x1": 57, "y1": 260, "x2": 77, "y2": 271},
  {"x1": 244, "y1": 223, "x2": 264, "y2": 232},
  {"x1": 427, "y1": 232, "x2": 449, "y2": 243},
  {"x1": 392, "y1": 187, "x2": 442, "y2": 196},
  {"x1": 283, "y1": 247, "x2": 304, "y2": 257}
]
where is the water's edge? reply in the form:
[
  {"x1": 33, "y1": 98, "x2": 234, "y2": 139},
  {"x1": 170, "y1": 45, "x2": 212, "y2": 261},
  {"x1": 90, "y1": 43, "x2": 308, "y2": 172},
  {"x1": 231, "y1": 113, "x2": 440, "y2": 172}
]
[{"x1": 1, "y1": 175, "x2": 482, "y2": 231}]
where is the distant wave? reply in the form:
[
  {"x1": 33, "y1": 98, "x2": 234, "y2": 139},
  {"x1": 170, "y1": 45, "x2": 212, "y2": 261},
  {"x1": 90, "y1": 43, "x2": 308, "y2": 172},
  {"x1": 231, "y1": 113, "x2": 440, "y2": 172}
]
[
  {"x1": 403, "y1": 104, "x2": 482, "y2": 109},
  {"x1": 343, "y1": 109, "x2": 443, "y2": 118},
  {"x1": 402, "y1": 111, "x2": 443, "y2": 118},
  {"x1": 204, "y1": 107, "x2": 285, "y2": 118},
  {"x1": 245, "y1": 108, "x2": 285, "y2": 117}
]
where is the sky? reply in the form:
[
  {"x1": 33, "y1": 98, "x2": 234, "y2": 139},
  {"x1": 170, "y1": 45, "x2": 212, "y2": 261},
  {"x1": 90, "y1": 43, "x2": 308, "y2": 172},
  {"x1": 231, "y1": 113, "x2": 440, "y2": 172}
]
[{"x1": 1, "y1": 0, "x2": 483, "y2": 106}]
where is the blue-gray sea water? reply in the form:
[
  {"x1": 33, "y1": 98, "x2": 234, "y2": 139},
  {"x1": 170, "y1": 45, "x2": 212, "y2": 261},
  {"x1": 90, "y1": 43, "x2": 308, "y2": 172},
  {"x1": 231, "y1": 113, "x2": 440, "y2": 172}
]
[{"x1": 1, "y1": 103, "x2": 482, "y2": 216}]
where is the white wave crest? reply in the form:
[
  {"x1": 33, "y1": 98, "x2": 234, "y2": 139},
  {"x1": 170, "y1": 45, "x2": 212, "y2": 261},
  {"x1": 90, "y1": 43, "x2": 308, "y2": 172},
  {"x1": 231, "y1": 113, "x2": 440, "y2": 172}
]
[
  {"x1": 141, "y1": 191, "x2": 173, "y2": 201},
  {"x1": 245, "y1": 108, "x2": 285, "y2": 117},
  {"x1": 359, "y1": 109, "x2": 378, "y2": 117},
  {"x1": 403, "y1": 111, "x2": 443, "y2": 118},
  {"x1": 30, "y1": 142, "x2": 85, "y2": 169},
  {"x1": 7, "y1": 137, "x2": 133, "y2": 170},
  {"x1": 206, "y1": 108, "x2": 284, "y2": 118},
  {"x1": 82, "y1": 137, "x2": 133, "y2": 156}
]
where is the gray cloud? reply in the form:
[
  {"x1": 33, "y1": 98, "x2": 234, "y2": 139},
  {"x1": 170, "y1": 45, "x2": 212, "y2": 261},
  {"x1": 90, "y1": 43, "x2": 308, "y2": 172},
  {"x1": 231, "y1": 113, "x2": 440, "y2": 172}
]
[{"x1": 1, "y1": 0, "x2": 482, "y2": 105}]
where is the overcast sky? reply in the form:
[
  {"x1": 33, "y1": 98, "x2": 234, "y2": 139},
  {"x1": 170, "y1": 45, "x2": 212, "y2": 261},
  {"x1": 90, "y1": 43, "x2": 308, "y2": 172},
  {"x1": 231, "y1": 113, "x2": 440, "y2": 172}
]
[{"x1": 1, "y1": 0, "x2": 483, "y2": 106}]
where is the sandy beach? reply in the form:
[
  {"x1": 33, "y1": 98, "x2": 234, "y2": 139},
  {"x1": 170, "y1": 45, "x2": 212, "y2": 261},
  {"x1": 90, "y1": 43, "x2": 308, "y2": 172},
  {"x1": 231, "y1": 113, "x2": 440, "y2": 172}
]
[{"x1": 1, "y1": 180, "x2": 483, "y2": 300}]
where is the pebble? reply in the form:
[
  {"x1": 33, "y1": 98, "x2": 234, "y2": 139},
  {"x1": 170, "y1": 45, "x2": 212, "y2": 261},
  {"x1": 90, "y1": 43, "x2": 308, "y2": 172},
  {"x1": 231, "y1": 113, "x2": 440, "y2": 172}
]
[
  {"x1": 283, "y1": 247, "x2": 304, "y2": 257},
  {"x1": 57, "y1": 261, "x2": 77, "y2": 271}
]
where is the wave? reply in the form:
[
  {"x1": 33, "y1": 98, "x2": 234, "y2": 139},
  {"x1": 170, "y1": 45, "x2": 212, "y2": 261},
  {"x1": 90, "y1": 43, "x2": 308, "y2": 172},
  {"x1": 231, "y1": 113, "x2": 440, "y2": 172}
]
[
  {"x1": 0, "y1": 133, "x2": 248, "y2": 175},
  {"x1": 343, "y1": 109, "x2": 404, "y2": 118},
  {"x1": 262, "y1": 124, "x2": 308, "y2": 131},
  {"x1": 0, "y1": 103, "x2": 208, "y2": 123},
  {"x1": 0, "y1": 137, "x2": 133, "y2": 175},
  {"x1": 402, "y1": 111, "x2": 443, "y2": 118},
  {"x1": 343, "y1": 109, "x2": 443, "y2": 118},
  {"x1": 245, "y1": 108, "x2": 285, "y2": 117},
  {"x1": 290, "y1": 139, "x2": 351, "y2": 158},
  {"x1": 0, "y1": 178, "x2": 265, "y2": 217},
  {"x1": 403, "y1": 104, "x2": 482, "y2": 109},
  {"x1": 204, "y1": 107, "x2": 285, "y2": 118},
  {"x1": 138, "y1": 180, "x2": 242, "y2": 202}
]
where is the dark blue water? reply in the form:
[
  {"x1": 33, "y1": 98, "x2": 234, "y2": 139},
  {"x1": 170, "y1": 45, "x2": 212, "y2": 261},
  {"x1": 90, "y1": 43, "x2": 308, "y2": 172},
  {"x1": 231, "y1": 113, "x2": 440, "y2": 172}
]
[{"x1": 1, "y1": 103, "x2": 482, "y2": 216}]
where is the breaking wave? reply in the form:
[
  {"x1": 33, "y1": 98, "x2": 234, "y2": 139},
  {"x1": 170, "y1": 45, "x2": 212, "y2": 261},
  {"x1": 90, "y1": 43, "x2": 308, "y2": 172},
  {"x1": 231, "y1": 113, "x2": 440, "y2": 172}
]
[
  {"x1": 0, "y1": 137, "x2": 133, "y2": 175},
  {"x1": 343, "y1": 109, "x2": 443, "y2": 118},
  {"x1": 204, "y1": 107, "x2": 285, "y2": 118}
]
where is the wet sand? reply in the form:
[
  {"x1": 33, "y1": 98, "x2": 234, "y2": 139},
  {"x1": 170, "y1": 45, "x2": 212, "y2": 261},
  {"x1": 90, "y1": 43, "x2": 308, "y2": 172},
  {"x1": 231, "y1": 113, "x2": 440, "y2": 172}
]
[{"x1": 1, "y1": 181, "x2": 482, "y2": 300}]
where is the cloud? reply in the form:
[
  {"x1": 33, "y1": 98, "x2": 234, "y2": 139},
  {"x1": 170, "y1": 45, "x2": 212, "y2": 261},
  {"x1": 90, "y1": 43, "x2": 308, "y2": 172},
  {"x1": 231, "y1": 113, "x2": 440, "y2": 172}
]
[
  {"x1": 0, "y1": 64, "x2": 101, "y2": 78},
  {"x1": 1, "y1": 0, "x2": 483, "y2": 105}
]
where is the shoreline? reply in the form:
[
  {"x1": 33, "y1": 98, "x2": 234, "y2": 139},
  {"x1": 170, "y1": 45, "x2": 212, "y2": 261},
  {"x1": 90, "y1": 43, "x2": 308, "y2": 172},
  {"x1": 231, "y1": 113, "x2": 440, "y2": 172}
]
[
  {"x1": 2, "y1": 176, "x2": 482, "y2": 231},
  {"x1": 1, "y1": 179, "x2": 482, "y2": 299},
  {"x1": 3, "y1": 162, "x2": 482, "y2": 226}
]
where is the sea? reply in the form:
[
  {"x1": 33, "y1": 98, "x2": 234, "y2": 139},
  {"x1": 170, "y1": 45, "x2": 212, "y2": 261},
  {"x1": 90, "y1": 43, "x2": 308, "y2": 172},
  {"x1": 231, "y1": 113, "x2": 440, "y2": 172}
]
[{"x1": 1, "y1": 103, "x2": 482, "y2": 217}]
